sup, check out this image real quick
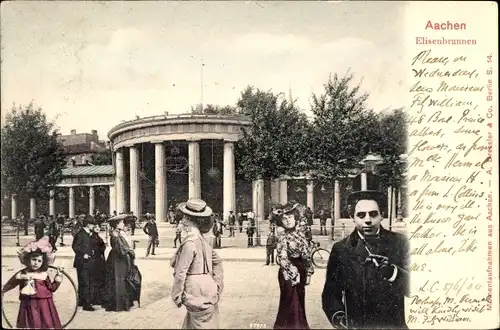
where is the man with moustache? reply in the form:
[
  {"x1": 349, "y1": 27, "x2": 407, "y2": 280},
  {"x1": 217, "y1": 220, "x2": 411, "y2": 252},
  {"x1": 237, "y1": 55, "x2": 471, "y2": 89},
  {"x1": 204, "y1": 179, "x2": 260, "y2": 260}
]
[
  {"x1": 72, "y1": 215, "x2": 97, "y2": 311},
  {"x1": 322, "y1": 173, "x2": 409, "y2": 329}
]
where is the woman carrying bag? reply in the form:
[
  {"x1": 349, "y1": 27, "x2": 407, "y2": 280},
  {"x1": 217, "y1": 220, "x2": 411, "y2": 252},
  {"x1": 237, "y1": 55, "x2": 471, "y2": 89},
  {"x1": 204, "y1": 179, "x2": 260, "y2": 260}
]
[
  {"x1": 104, "y1": 214, "x2": 140, "y2": 312},
  {"x1": 171, "y1": 198, "x2": 224, "y2": 329}
]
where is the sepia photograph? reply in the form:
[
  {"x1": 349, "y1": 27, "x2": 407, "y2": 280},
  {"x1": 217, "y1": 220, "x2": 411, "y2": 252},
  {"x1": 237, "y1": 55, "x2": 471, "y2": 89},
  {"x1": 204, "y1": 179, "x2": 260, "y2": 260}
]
[{"x1": 1, "y1": 1, "x2": 467, "y2": 329}]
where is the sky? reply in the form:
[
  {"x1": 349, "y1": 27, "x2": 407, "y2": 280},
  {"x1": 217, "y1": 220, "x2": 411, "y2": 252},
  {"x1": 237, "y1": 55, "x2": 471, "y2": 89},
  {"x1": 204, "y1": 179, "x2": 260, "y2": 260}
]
[{"x1": 1, "y1": 1, "x2": 407, "y2": 140}]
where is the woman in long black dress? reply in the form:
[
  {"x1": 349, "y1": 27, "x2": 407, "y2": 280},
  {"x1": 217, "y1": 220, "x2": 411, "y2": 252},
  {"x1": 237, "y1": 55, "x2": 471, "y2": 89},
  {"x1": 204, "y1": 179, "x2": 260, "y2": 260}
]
[
  {"x1": 273, "y1": 202, "x2": 314, "y2": 329},
  {"x1": 89, "y1": 225, "x2": 106, "y2": 306},
  {"x1": 104, "y1": 215, "x2": 135, "y2": 312}
]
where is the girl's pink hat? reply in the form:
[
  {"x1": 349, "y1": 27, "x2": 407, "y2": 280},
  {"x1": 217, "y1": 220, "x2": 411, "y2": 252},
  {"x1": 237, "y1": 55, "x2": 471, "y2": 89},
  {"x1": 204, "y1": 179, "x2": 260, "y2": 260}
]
[{"x1": 18, "y1": 236, "x2": 55, "y2": 266}]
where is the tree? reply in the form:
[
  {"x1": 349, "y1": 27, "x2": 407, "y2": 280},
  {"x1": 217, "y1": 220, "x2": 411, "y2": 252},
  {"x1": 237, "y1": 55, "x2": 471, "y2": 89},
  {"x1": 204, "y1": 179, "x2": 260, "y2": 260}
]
[
  {"x1": 92, "y1": 148, "x2": 113, "y2": 165},
  {"x1": 371, "y1": 108, "x2": 408, "y2": 189},
  {"x1": 190, "y1": 103, "x2": 239, "y2": 115},
  {"x1": 309, "y1": 73, "x2": 372, "y2": 229},
  {"x1": 234, "y1": 86, "x2": 310, "y2": 182},
  {"x1": 1, "y1": 103, "x2": 66, "y2": 205}
]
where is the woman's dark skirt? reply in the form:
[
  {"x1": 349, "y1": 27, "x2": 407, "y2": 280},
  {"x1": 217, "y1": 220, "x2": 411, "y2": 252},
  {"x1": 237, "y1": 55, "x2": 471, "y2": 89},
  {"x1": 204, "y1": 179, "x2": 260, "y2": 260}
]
[{"x1": 273, "y1": 258, "x2": 310, "y2": 330}]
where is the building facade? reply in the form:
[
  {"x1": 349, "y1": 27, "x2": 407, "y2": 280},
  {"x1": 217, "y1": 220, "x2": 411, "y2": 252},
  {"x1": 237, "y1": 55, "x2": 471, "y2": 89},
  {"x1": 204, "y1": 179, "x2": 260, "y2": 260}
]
[{"x1": 58, "y1": 129, "x2": 109, "y2": 166}]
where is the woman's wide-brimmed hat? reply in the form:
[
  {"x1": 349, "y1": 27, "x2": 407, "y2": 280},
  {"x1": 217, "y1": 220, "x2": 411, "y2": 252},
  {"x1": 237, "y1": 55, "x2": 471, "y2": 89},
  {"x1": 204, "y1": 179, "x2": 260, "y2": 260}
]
[
  {"x1": 18, "y1": 236, "x2": 55, "y2": 266},
  {"x1": 108, "y1": 213, "x2": 133, "y2": 226},
  {"x1": 177, "y1": 198, "x2": 213, "y2": 218},
  {"x1": 272, "y1": 201, "x2": 300, "y2": 216}
]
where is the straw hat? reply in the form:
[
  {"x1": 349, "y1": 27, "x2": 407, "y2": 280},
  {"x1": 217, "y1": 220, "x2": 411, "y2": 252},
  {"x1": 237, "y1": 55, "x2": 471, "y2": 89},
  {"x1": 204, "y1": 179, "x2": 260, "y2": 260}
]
[{"x1": 177, "y1": 198, "x2": 213, "y2": 218}]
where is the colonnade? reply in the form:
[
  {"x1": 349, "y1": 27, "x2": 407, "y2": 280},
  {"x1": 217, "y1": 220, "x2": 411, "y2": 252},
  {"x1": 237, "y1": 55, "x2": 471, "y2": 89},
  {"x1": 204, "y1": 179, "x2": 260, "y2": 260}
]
[
  {"x1": 114, "y1": 139, "x2": 237, "y2": 222},
  {"x1": 270, "y1": 178, "x2": 342, "y2": 219},
  {"x1": 10, "y1": 185, "x2": 114, "y2": 220}
]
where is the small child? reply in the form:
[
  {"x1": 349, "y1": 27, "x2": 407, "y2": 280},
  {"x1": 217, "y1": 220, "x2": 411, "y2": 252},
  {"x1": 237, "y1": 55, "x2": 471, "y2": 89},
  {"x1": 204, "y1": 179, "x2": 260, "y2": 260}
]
[
  {"x1": 1, "y1": 237, "x2": 63, "y2": 329},
  {"x1": 265, "y1": 226, "x2": 278, "y2": 265}
]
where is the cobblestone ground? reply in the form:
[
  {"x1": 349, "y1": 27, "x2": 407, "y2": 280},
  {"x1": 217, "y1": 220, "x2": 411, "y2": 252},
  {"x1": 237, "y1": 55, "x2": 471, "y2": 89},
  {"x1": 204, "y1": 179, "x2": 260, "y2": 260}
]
[{"x1": 1, "y1": 257, "x2": 332, "y2": 329}]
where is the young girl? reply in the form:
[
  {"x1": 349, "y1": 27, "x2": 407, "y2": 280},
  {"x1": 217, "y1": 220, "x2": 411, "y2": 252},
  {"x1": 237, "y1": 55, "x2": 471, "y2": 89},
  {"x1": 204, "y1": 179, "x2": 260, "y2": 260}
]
[{"x1": 1, "y1": 237, "x2": 63, "y2": 329}]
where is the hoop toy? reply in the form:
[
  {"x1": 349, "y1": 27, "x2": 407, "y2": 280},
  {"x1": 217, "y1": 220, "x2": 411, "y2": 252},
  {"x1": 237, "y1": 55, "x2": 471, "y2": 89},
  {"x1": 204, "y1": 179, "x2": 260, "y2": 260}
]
[{"x1": 1, "y1": 265, "x2": 79, "y2": 329}]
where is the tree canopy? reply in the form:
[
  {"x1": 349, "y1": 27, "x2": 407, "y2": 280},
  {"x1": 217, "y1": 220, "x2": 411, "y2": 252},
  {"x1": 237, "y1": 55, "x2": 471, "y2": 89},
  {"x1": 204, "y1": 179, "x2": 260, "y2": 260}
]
[
  {"x1": 234, "y1": 86, "x2": 310, "y2": 181},
  {"x1": 308, "y1": 73, "x2": 372, "y2": 180},
  {"x1": 92, "y1": 148, "x2": 113, "y2": 165},
  {"x1": 308, "y1": 74, "x2": 407, "y2": 185},
  {"x1": 1, "y1": 103, "x2": 66, "y2": 200},
  {"x1": 190, "y1": 103, "x2": 239, "y2": 115},
  {"x1": 371, "y1": 108, "x2": 408, "y2": 188}
]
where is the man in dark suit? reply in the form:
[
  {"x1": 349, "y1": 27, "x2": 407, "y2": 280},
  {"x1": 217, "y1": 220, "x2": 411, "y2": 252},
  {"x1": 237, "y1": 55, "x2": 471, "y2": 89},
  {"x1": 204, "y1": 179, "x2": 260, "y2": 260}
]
[
  {"x1": 72, "y1": 216, "x2": 97, "y2": 311},
  {"x1": 34, "y1": 216, "x2": 45, "y2": 240},
  {"x1": 228, "y1": 211, "x2": 236, "y2": 237},
  {"x1": 143, "y1": 216, "x2": 158, "y2": 257},
  {"x1": 322, "y1": 173, "x2": 409, "y2": 329},
  {"x1": 128, "y1": 211, "x2": 137, "y2": 235}
]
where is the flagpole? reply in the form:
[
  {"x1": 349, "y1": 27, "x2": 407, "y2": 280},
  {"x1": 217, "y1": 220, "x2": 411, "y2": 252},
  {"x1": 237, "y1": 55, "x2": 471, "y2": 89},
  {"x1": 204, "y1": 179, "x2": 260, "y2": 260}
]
[{"x1": 201, "y1": 58, "x2": 204, "y2": 110}]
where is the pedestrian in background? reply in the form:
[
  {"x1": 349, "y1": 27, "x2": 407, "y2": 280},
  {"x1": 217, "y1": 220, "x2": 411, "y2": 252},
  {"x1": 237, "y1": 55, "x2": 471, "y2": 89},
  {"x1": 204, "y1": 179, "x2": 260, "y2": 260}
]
[
  {"x1": 237, "y1": 212, "x2": 244, "y2": 233},
  {"x1": 266, "y1": 225, "x2": 278, "y2": 265},
  {"x1": 128, "y1": 212, "x2": 137, "y2": 236},
  {"x1": 246, "y1": 219, "x2": 255, "y2": 248},
  {"x1": 228, "y1": 211, "x2": 236, "y2": 237},
  {"x1": 144, "y1": 216, "x2": 158, "y2": 257},
  {"x1": 212, "y1": 218, "x2": 223, "y2": 249},
  {"x1": 34, "y1": 216, "x2": 45, "y2": 240},
  {"x1": 47, "y1": 216, "x2": 59, "y2": 251},
  {"x1": 319, "y1": 209, "x2": 328, "y2": 236}
]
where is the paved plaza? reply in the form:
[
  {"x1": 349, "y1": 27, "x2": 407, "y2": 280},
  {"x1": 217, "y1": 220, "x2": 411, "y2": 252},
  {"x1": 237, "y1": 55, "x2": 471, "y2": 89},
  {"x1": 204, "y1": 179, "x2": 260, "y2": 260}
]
[
  {"x1": 1, "y1": 255, "x2": 332, "y2": 329},
  {"x1": 1, "y1": 220, "x2": 406, "y2": 328}
]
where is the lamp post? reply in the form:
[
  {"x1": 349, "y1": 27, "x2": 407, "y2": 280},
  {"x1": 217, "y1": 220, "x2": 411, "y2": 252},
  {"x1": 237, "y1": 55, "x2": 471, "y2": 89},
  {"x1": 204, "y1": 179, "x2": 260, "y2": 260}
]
[
  {"x1": 16, "y1": 216, "x2": 21, "y2": 247},
  {"x1": 397, "y1": 154, "x2": 408, "y2": 222},
  {"x1": 359, "y1": 152, "x2": 385, "y2": 223}
]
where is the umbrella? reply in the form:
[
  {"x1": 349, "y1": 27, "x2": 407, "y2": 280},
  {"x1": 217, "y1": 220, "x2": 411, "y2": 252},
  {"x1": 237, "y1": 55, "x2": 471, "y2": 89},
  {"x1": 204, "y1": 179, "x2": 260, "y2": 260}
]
[{"x1": 126, "y1": 264, "x2": 142, "y2": 307}]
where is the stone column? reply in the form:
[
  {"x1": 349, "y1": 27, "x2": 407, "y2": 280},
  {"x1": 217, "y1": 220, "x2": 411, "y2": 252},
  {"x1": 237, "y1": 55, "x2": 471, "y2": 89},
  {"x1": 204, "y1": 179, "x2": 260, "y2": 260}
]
[
  {"x1": 361, "y1": 172, "x2": 368, "y2": 191},
  {"x1": 69, "y1": 187, "x2": 75, "y2": 218},
  {"x1": 115, "y1": 149, "x2": 125, "y2": 214},
  {"x1": 270, "y1": 179, "x2": 280, "y2": 205},
  {"x1": 306, "y1": 177, "x2": 314, "y2": 214},
  {"x1": 188, "y1": 140, "x2": 201, "y2": 199},
  {"x1": 129, "y1": 146, "x2": 142, "y2": 218},
  {"x1": 254, "y1": 179, "x2": 265, "y2": 221},
  {"x1": 49, "y1": 190, "x2": 56, "y2": 216},
  {"x1": 89, "y1": 186, "x2": 95, "y2": 215},
  {"x1": 334, "y1": 180, "x2": 341, "y2": 220},
  {"x1": 155, "y1": 142, "x2": 167, "y2": 222},
  {"x1": 109, "y1": 185, "x2": 116, "y2": 215},
  {"x1": 11, "y1": 195, "x2": 17, "y2": 220},
  {"x1": 397, "y1": 188, "x2": 403, "y2": 221},
  {"x1": 223, "y1": 141, "x2": 236, "y2": 222},
  {"x1": 29, "y1": 198, "x2": 36, "y2": 219},
  {"x1": 391, "y1": 187, "x2": 397, "y2": 221},
  {"x1": 387, "y1": 186, "x2": 392, "y2": 220},
  {"x1": 279, "y1": 179, "x2": 288, "y2": 205}
]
